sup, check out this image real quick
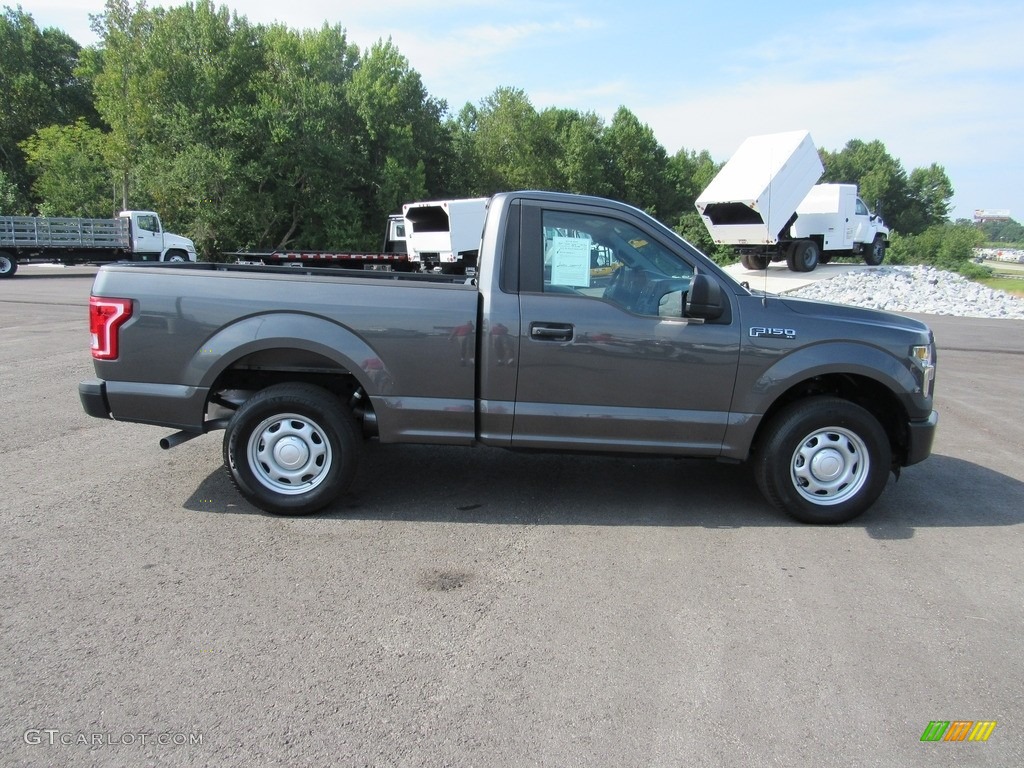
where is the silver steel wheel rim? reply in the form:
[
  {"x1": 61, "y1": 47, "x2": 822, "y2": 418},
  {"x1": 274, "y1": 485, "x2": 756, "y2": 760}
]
[
  {"x1": 790, "y1": 426, "x2": 869, "y2": 506},
  {"x1": 247, "y1": 412, "x2": 332, "y2": 495},
  {"x1": 168, "y1": 254, "x2": 186, "y2": 262}
]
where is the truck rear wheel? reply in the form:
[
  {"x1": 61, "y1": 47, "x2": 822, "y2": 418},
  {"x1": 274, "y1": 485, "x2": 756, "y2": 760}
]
[
  {"x1": 223, "y1": 383, "x2": 361, "y2": 515},
  {"x1": 786, "y1": 240, "x2": 819, "y2": 272},
  {"x1": 740, "y1": 253, "x2": 770, "y2": 270},
  {"x1": 754, "y1": 397, "x2": 891, "y2": 524},
  {"x1": 0, "y1": 252, "x2": 17, "y2": 278},
  {"x1": 864, "y1": 236, "x2": 886, "y2": 266}
]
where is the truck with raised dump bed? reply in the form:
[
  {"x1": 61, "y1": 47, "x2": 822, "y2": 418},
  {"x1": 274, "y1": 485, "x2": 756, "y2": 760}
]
[
  {"x1": 695, "y1": 130, "x2": 889, "y2": 272},
  {"x1": 0, "y1": 210, "x2": 197, "y2": 277},
  {"x1": 78, "y1": 191, "x2": 937, "y2": 525}
]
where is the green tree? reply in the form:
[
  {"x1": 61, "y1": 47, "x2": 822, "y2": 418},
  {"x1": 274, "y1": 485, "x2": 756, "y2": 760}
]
[
  {"x1": 667, "y1": 147, "x2": 720, "y2": 219},
  {"x1": 603, "y1": 107, "x2": 670, "y2": 217},
  {"x1": 0, "y1": 169, "x2": 26, "y2": 212},
  {"x1": 903, "y1": 163, "x2": 954, "y2": 232},
  {"x1": 20, "y1": 119, "x2": 115, "y2": 216},
  {"x1": 81, "y1": 0, "x2": 155, "y2": 210},
  {"x1": 0, "y1": 5, "x2": 96, "y2": 204},
  {"x1": 977, "y1": 218, "x2": 1024, "y2": 244},
  {"x1": 888, "y1": 222, "x2": 984, "y2": 271},
  {"x1": 346, "y1": 39, "x2": 450, "y2": 234},
  {"x1": 446, "y1": 102, "x2": 482, "y2": 198},
  {"x1": 538, "y1": 107, "x2": 611, "y2": 197},
  {"x1": 245, "y1": 22, "x2": 365, "y2": 250},
  {"x1": 468, "y1": 87, "x2": 553, "y2": 193}
]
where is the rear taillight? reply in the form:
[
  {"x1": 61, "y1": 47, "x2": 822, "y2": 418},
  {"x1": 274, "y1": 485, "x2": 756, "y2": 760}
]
[{"x1": 89, "y1": 296, "x2": 133, "y2": 360}]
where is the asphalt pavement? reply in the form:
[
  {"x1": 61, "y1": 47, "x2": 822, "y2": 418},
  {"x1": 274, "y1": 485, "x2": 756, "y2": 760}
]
[{"x1": 1, "y1": 267, "x2": 1021, "y2": 767}]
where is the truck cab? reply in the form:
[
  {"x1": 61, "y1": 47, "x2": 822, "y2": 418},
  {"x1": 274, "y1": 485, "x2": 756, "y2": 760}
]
[{"x1": 119, "y1": 210, "x2": 198, "y2": 262}]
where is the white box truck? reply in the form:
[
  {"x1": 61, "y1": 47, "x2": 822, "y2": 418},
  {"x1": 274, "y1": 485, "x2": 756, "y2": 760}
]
[
  {"x1": 695, "y1": 131, "x2": 888, "y2": 272},
  {"x1": 402, "y1": 197, "x2": 488, "y2": 273},
  {"x1": 0, "y1": 210, "x2": 197, "y2": 278}
]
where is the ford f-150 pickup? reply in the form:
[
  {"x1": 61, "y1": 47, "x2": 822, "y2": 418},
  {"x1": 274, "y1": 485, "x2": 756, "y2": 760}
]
[{"x1": 79, "y1": 191, "x2": 937, "y2": 524}]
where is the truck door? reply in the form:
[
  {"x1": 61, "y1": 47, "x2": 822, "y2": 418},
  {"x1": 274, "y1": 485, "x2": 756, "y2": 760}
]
[
  {"x1": 511, "y1": 201, "x2": 740, "y2": 455},
  {"x1": 129, "y1": 212, "x2": 163, "y2": 259},
  {"x1": 852, "y1": 197, "x2": 873, "y2": 244}
]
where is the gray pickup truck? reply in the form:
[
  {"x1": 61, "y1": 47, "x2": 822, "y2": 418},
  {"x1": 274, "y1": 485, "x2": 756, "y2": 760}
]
[{"x1": 79, "y1": 191, "x2": 937, "y2": 524}]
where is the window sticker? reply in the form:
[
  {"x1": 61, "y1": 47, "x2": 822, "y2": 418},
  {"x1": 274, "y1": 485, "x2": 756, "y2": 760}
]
[{"x1": 549, "y1": 235, "x2": 592, "y2": 287}]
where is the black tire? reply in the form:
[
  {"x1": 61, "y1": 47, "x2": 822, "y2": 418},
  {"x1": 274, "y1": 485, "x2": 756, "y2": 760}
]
[
  {"x1": 163, "y1": 250, "x2": 188, "y2": 263},
  {"x1": 223, "y1": 383, "x2": 361, "y2": 515},
  {"x1": 754, "y1": 397, "x2": 892, "y2": 524},
  {"x1": 786, "y1": 240, "x2": 819, "y2": 272},
  {"x1": 0, "y1": 251, "x2": 17, "y2": 278},
  {"x1": 741, "y1": 253, "x2": 770, "y2": 270},
  {"x1": 864, "y1": 236, "x2": 886, "y2": 266}
]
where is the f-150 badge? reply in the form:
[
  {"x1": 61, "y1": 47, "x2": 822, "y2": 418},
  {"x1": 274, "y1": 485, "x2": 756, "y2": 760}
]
[{"x1": 750, "y1": 327, "x2": 796, "y2": 339}]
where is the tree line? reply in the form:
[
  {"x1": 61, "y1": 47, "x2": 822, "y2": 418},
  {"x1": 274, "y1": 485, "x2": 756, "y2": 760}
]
[{"x1": 2, "y1": 1, "x2": 964, "y2": 260}]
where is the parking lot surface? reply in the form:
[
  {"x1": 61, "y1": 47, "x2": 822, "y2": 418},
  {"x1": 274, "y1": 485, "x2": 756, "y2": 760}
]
[{"x1": 1, "y1": 267, "x2": 1021, "y2": 766}]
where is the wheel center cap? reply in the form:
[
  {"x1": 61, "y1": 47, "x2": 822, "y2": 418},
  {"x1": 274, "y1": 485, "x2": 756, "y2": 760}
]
[
  {"x1": 274, "y1": 436, "x2": 309, "y2": 469},
  {"x1": 811, "y1": 449, "x2": 844, "y2": 481}
]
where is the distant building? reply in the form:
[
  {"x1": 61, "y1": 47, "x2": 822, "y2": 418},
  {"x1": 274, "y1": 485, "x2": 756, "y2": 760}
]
[{"x1": 974, "y1": 209, "x2": 1012, "y2": 222}]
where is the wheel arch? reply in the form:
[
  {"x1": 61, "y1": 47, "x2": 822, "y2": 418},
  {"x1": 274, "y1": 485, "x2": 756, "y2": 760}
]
[
  {"x1": 750, "y1": 372, "x2": 911, "y2": 467},
  {"x1": 192, "y1": 313, "x2": 394, "y2": 433}
]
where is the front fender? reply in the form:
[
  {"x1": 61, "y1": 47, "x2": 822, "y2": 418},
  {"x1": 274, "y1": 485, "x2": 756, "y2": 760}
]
[{"x1": 735, "y1": 341, "x2": 917, "y2": 415}]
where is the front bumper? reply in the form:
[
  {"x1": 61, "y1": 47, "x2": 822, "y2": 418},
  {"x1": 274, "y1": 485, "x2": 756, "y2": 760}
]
[{"x1": 904, "y1": 410, "x2": 938, "y2": 466}]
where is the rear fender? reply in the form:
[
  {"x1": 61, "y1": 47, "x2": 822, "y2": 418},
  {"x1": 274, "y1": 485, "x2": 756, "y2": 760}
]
[{"x1": 192, "y1": 313, "x2": 389, "y2": 396}]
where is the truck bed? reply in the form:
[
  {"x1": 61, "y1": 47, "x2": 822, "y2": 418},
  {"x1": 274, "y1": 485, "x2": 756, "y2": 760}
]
[
  {"x1": 0, "y1": 216, "x2": 130, "y2": 250},
  {"x1": 116, "y1": 260, "x2": 470, "y2": 283},
  {"x1": 89, "y1": 260, "x2": 480, "y2": 442}
]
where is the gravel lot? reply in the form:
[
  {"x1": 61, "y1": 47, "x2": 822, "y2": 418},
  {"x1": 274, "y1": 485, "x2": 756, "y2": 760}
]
[
  {"x1": 789, "y1": 265, "x2": 1024, "y2": 319},
  {"x1": 1, "y1": 269, "x2": 1022, "y2": 767}
]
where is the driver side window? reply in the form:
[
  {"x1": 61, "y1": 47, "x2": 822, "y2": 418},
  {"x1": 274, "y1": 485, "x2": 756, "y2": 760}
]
[
  {"x1": 137, "y1": 215, "x2": 160, "y2": 233},
  {"x1": 542, "y1": 210, "x2": 693, "y2": 317}
]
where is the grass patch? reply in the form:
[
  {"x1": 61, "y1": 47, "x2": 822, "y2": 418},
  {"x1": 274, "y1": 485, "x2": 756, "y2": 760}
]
[{"x1": 977, "y1": 276, "x2": 1024, "y2": 298}]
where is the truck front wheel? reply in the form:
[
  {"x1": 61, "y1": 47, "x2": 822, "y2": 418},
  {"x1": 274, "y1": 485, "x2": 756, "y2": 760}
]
[
  {"x1": 864, "y1": 236, "x2": 886, "y2": 266},
  {"x1": 754, "y1": 397, "x2": 891, "y2": 524},
  {"x1": 0, "y1": 252, "x2": 17, "y2": 278},
  {"x1": 223, "y1": 383, "x2": 361, "y2": 515}
]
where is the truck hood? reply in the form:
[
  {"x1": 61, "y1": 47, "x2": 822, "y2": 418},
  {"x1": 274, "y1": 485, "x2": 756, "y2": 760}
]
[
  {"x1": 779, "y1": 295, "x2": 931, "y2": 335},
  {"x1": 165, "y1": 232, "x2": 197, "y2": 252}
]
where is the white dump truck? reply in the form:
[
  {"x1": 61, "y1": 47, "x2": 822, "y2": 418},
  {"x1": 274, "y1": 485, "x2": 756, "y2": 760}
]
[
  {"x1": 0, "y1": 210, "x2": 197, "y2": 278},
  {"x1": 695, "y1": 130, "x2": 888, "y2": 272},
  {"x1": 402, "y1": 197, "x2": 488, "y2": 273}
]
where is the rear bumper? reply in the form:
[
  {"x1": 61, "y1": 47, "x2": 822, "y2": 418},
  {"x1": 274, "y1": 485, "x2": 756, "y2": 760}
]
[
  {"x1": 79, "y1": 378, "x2": 111, "y2": 419},
  {"x1": 79, "y1": 377, "x2": 208, "y2": 431},
  {"x1": 904, "y1": 410, "x2": 938, "y2": 466}
]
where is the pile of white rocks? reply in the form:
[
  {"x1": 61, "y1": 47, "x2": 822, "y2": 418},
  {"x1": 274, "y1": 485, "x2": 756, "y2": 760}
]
[{"x1": 788, "y1": 266, "x2": 1024, "y2": 319}]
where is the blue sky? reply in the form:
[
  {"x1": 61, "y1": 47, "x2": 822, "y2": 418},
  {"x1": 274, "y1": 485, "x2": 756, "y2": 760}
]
[{"x1": 18, "y1": 0, "x2": 1024, "y2": 221}]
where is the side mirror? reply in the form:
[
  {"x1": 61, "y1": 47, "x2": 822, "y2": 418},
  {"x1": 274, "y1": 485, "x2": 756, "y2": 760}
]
[{"x1": 685, "y1": 273, "x2": 724, "y2": 320}]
